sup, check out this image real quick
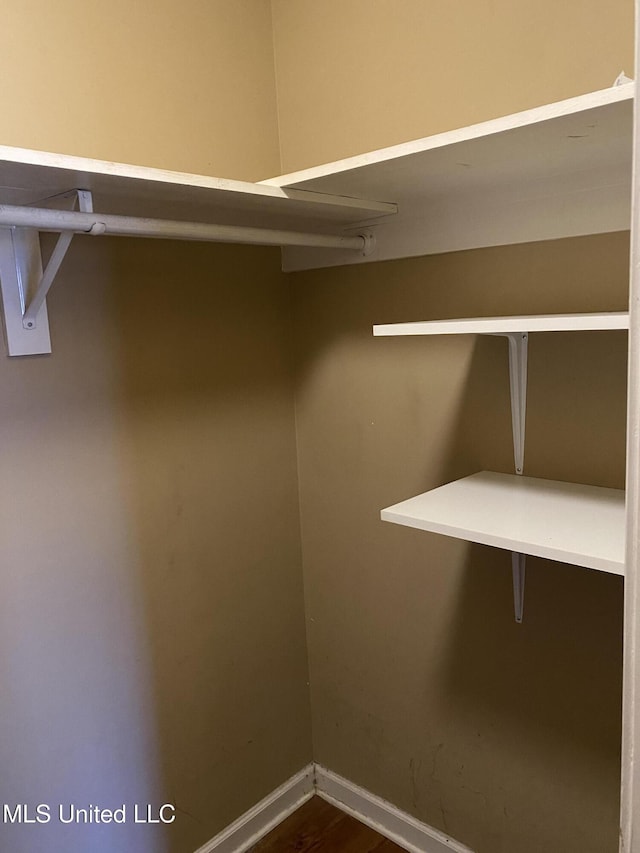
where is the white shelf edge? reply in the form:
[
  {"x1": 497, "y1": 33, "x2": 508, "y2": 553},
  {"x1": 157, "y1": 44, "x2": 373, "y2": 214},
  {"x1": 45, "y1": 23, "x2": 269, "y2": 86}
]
[
  {"x1": 373, "y1": 311, "x2": 630, "y2": 337},
  {"x1": 0, "y1": 144, "x2": 397, "y2": 220},
  {"x1": 263, "y1": 83, "x2": 634, "y2": 188},
  {"x1": 381, "y1": 471, "x2": 625, "y2": 576},
  {"x1": 274, "y1": 84, "x2": 633, "y2": 270}
]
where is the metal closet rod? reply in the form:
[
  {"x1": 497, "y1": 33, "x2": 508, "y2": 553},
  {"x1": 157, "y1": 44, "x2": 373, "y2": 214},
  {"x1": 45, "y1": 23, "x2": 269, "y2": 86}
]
[{"x1": 0, "y1": 204, "x2": 369, "y2": 251}]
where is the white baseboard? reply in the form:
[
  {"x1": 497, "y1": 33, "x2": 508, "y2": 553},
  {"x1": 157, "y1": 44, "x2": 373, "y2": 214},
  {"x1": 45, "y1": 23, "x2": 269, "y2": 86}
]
[
  {"x1": 315, "y1": 765, "x2": 474, "y2": 853},
  {"x1": 193, "y1": 764, "x2": 314, "y2": 853},
  {"x1": 193, "y1": 762, "x2": 474, "y2": 853}
]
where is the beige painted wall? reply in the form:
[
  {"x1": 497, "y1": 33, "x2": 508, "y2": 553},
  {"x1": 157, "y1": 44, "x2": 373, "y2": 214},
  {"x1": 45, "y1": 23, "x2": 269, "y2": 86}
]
[
  {"x1": 0, "y1": 238, "x2": 311, "y2": 853},
  {"x1": 0, "y1": 0, "x2": 281, "y2": 180},
  {"x1": 291, "y1": 232, "x2": 628, "y2": 853},
  {"x1": 0, "y1": 5, "x2": 309, "y2": 853},
  {"x1": 0, "y1": 4, "x2": 634, "y2": 853},
  {"x1": 271, "y1": 0, "x2": 635, "y2": 173},
  {"x1": 273, "y1": 4, "x2": 633, "y2": 850}
]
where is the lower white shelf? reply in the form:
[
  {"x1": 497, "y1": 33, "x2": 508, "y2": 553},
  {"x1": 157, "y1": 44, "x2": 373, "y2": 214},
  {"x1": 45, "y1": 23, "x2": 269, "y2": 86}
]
[{"x1": 381, "y1": 471, "x2": 625, "y2": 576}]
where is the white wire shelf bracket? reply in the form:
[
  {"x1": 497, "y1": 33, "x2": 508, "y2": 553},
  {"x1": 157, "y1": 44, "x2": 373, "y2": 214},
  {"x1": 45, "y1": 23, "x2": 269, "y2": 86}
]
[{"x1": 0, "y1": 193, "x2": 375, "y2": 357}]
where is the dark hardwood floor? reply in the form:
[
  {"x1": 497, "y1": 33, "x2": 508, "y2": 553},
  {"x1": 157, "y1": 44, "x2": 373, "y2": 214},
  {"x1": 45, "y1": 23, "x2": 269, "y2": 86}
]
[{"x1": 249, "y1": 796, "x2": 404, "y2": 852}]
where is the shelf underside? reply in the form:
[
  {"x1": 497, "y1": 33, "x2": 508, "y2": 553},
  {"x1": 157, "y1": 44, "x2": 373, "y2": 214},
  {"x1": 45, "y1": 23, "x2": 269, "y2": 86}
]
[
  {"x1": 373, "y1": 311, "x2": 630, "y2": 337},
  {"x1": 381, "y1": 471, "x2": 625, "y2": 575},
  {"x1": 0, "y1": 85, "x2": 632, "y2": 264},
  {"x1": 0, "y1": 147, "x2": 396, "y2": 233},
  {"x1": 267, "y1": 84, "x2": 634, "y2": 270}
]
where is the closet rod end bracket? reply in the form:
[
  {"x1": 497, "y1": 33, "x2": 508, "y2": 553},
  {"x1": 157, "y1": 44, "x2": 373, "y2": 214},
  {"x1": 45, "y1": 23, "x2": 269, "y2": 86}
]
[{"x1": 360, "y1": 232, "x2": 376, "y2": 257}]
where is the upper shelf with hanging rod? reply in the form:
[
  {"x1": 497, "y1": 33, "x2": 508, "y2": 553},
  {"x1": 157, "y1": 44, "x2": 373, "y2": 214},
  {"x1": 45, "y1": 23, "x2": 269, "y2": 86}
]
[
  {"x1": 263, "y1": 81, "x2": 635, "y2": 271},
  {"x1": 0, "y1": 82, "x2": 633, "y2": 356},
  {"x1": 0, "y1": 146, "x2": 396, "y2": 357},
  {"x1": 0, "y1": 144, "x2": 397, "y2": 227}
]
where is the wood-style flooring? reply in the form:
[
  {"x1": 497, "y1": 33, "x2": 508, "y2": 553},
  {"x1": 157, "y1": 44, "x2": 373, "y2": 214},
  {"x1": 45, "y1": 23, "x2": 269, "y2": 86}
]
[{"x1": 249, "y1": 796, "x2": 405, "y2": 852}]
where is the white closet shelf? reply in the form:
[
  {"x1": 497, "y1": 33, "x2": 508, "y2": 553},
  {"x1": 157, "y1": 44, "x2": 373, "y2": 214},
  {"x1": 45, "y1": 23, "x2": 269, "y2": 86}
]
[
  {"x1": 0, "y1": 148, "x2": 396, "y2": 357},
  {"x1": 0, "y1": 145, "x2": 397, "y2": 230},
  {"x1": 265, "y1": 83, "x2": 635, "y2": 271},
  {"x1": 373, "y1": 311, "x2": 630, "y2": 337},
  {"x1": 381, "y1": 471, "x2": 625, "y2": 576}
]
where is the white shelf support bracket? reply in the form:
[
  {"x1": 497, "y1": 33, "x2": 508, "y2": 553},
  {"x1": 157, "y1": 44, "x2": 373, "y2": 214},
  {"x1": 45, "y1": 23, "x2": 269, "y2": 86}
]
[
  {"x1": 20, "y1": 230, "x2": 73, "y2": 332},
  {"x1": 511, "y1": 551, "x2": 526, "y2": 624},
  {"x1": 504, "y1": 332, "x2": 528, "y2": 475},
  {"x1": 0, "y1": 189, "x2": 92, "y2": 356},
  {"x1": 494, "y1": 331, "x2": 529, "y2": 623}
]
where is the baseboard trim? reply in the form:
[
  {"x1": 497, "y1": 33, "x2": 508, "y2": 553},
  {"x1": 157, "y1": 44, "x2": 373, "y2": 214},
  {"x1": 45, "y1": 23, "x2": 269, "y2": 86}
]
[
  {"x1": 315, "y1": 765, "x2": 474, "y2": 853},
  {"x1": 193, "y1": 761, "x2": 474, "y2": 853},
  {"x1": 193, "y1": 764, "x2": 314, "y2": 853}
]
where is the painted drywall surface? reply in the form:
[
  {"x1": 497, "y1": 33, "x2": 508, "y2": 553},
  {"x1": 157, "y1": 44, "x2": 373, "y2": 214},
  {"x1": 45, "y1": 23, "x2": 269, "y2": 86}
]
[
  {"x1": 0, "y1": 238, "x2": 311, "y2": 853},
  {"x1": 291, "y1": 232, "x2": 628, "y2": 853},
  {"x1": 270, "y1": 0, "x2": 634, "y2": 173},
  {"x1": 0, "y1": 0, "x2": 280, "y2": 180},
  {"x1": 0, "y1": 6, "x2": 304, "y2": 851}
]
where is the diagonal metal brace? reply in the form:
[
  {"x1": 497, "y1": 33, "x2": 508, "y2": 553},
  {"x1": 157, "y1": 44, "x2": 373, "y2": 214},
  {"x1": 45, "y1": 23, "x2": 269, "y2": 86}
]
[
  {"x1": 0, "y1": 190, "x2": 92, "y2": 356},
  {"x1": 21, "y1": 190, "x2": 93, "y2": 330}
]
